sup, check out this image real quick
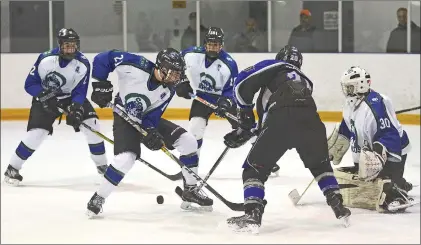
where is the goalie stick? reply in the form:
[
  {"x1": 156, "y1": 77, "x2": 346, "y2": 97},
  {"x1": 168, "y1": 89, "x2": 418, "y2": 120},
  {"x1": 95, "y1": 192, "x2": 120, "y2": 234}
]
[
  {"x1": 110, "y1": 102, "x2": 245, "y2": 211},
  {"x1": 288, "y1": 106, "x2": 418, "y2": 206}
]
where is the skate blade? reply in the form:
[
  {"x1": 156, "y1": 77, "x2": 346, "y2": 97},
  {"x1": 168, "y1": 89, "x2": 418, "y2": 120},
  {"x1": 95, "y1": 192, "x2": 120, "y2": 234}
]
[
  {"x1": 288, "y1": 189, "x2": 301, "y2": 205},
  {"x1": 340, "y1": 215, "x2": 350, "y2": 228},
  {"x1": 180, "y1": 201, "x2": 213, "y2": 212},
  {"x1": 86, "y1": 210, "x2": 100, "y2": 219},
  {"x1": 228, "y1": 223, "x2": 260, "y2": 235},
  {"x1": 3, "y1": 177, "x2": 21, "y2": 187},
  {"x1": 388, "y1": 201, "x2": 420, "y2": 212}
]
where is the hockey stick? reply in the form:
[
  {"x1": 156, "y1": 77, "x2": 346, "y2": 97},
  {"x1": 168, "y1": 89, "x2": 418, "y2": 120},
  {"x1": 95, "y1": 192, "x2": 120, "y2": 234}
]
[
  {"x1": 57, "y1": 106, "x2": 182, "y2": 181},
  {"x1": 110, "y1": 102, "x2": 245, "y2": 211},
  {"x1": 174, "y1": 146, "x2": 230, "y2": 199},
  {"x1": 395, "y1": 106, "x2": 420, "y2": 114},
  {"x1": 288, "y1": 106, "x2": 420, "y2": 206},
  {"x1": 189, "y1": 93, "x2": 239, "y2": 122}
]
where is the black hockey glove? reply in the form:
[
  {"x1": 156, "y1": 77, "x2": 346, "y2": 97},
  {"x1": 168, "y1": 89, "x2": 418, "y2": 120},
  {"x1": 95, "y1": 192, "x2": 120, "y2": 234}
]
[
  {"x1": 223, "y1": 128, "x2": 254, "y2": 148},
  {"x1": 141, "y1": 127, "x2": 164, "y2": 151},
  {"x1": 91, "y1": 80, "x2": 113, "y2": 108},
  {"x1": 66, "y1": 102, "x2": 84, "y2": 131},
  {"x1": 175, "y1": 81, "x2": 193, "y2": 99},
  {"x1": 237, "y1": 106, "x2": 255, "y2": 131},
  {"x1": 214, "y1": 96, "x2": 235, "y2": 118},
  {"x1": 35, "y1": 90, "x2": 61, "y2": 116}
]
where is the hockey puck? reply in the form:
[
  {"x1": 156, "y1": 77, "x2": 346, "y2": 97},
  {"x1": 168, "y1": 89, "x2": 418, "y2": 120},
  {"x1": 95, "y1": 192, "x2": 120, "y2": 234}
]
[{"x1": 157, "y1": 195, "x2": 164, "y2": 204}]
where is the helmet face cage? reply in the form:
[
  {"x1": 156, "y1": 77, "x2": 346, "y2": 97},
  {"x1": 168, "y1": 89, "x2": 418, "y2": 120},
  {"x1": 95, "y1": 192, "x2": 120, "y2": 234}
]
[
  {"x1": 204, "y1": 27, "x2": 224, "y2": 58},
  {"x1": 340, "y1": 67, "x2": 370, "y2": 98},
  {"x1": 156, "y1": 48, "x2": 185, "y2": 86},
  {"x1": 57, "y1": 28, "x2": 80, "y2": 60}
]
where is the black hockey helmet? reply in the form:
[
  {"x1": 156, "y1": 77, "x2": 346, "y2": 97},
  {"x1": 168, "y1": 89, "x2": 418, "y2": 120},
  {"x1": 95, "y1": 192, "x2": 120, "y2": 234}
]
[
  {"x1": 275, "y1": 45, "x2": 303, "y2": 69},
  {"x1": 156, "y1": 48, "x2": 185, "y2": 86},
  {"x1": 204, "y1": 27, "x2": 224, "y2": 58},
  {"x1": 57, "y1": 28, "x2": 80, "y2": 60}
]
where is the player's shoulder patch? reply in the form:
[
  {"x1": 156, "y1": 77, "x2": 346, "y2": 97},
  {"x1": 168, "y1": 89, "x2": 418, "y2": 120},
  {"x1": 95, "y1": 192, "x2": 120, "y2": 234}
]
[
  {"x1": 137, "y1": 55, "x2": 155, "y2": 74},
  {"x1": 218, "y1": 50, "x2": 238, "y2": 74},
  {"x1": 365, "y1": 90, "x2": 383, "y2": 105},
  {"x1": 75, "y1": 51, "x2": 90, "y2": 69},
  {"x1": 181, "y1": 46, "x2": 205, "y2": 56},
  {"x1": 364, "y1": 90, "x2": 388, "y2": 121},
  {"x1": 39, "y1": 49, "x2": 59, "y2": 60}
]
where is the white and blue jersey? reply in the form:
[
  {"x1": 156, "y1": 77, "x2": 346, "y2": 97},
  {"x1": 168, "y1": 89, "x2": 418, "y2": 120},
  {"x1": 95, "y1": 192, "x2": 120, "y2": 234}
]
[
  {"x1": 338, "y1": 90, "x2": 411, "y2": 163},
  {"x1": 182, "y1": 46, "x2": 238, "y2": 104},
  {"x1": 91, "y1": 50, "x2": 173, "y2": 128},
  {"x1": 24, "y1": 48, "x2": 90, "y2": 104}
]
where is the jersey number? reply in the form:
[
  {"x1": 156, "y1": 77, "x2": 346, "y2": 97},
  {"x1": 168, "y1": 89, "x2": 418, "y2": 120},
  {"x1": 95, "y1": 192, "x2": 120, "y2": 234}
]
[
  {"x1": 379, "y1": 118, "x2": 391, "y2": 129},
  {"x1": 29, "y1": 66, "x2": 36, "y2": 75},
  {"x1": 114, "y1": 54, "x2": 124, "y2": 66}
]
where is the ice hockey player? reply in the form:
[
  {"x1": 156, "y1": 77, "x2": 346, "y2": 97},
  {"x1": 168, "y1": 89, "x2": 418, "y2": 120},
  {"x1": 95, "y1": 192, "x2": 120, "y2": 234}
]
[
  {"x1": 86, "y1": 48, "x2": 213, "y2": 217},
  {"x1": 222, "y1": 45, "x2": 351, "y2": 234},
  {"x1": 176, "y1": 26, "x2": 280, "y2": 175},
  {"x1": 4, "y1": 28, "x2": 108, "y2": 186},
  {"x1": 328, "y1": 66, "x2": 416, "y2": 213}
]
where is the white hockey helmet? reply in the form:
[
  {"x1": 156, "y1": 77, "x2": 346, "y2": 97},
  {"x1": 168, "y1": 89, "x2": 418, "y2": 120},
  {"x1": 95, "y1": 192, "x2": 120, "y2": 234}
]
[{"x1": 340, "y1": 66, "x2": 371, "y2": 98}]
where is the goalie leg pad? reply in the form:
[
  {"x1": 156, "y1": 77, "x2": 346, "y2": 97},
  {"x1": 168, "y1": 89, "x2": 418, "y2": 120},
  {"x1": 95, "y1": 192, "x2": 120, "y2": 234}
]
[{"x1": 334, "y1": 168, "x2": 385, "y2": 211}]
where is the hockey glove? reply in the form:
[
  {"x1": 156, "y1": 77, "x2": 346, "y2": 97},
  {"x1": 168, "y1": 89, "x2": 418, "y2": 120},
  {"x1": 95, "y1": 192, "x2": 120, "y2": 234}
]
[
  {"x1": 238, "y1": 106, "x2": 255, "y2": 131},
  {"x1": 35, "y1": 90, "x2": 61, "y2": 116},
  {"x1": 175, "y1": 81, "x2": 193, "y2": 99},
  {"x1": 141, "y1": 127, "x2": 164, "y2": 151},
  {"x1": 224, "y1": 128, "x2": 254, "y2": 148},
  {"x1": 91, "y1": 80, "x2": 113, "y2": 108},
  {"x1": 66, "y1": 102, "x2": 84, "y2": 131},
  {"x1": 214, "y1": 96, "x2": 234, "y2": 118}
]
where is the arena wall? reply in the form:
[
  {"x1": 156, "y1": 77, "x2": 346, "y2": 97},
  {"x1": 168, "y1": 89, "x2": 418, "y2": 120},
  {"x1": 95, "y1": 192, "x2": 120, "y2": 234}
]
[{"x1": 1, "y1": 53, "x2": 419, "y2": 124}]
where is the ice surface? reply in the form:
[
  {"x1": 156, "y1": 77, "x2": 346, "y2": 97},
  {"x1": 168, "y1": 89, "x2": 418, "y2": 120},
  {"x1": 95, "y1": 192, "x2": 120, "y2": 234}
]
[{"x1": 1, "y1": 120, "x2": 419, "y2": 244}]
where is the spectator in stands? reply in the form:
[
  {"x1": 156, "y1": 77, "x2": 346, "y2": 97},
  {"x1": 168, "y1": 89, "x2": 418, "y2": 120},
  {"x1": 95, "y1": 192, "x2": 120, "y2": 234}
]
[
  {"x1": 181, "y1": 12, "x2": 208, "y2": 50},
  {"x1": 135, "y1": 12, "x2": 157, "y2": 51},
  {"x1": 287, "y1": 9, "x2": 316, "y2": 53},
  {"x1": 232, "y1": 17, "x2": 267, "y2": 52},
  {"x1": 386, "y1": 7, "x2": 420, "y2": 53}
]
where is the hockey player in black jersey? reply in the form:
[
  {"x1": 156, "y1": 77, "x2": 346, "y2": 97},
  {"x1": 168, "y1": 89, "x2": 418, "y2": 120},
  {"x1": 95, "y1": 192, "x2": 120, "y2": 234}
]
[{"x1": 220, "y1": 45, "x2": 351, "y2": 233}]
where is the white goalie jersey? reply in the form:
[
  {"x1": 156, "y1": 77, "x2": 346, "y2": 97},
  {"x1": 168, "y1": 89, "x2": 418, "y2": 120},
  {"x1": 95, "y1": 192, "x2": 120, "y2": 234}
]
[{"x1": 338, "y1": 90, "x2": 411, "y2": 164}]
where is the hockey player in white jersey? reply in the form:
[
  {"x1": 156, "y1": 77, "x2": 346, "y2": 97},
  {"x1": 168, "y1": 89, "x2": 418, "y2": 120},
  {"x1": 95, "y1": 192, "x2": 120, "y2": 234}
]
[
  {"x1": 4, "y1": 28, "x2": 108, "y2": 186},
  {"x1": 176, "y1": 26, "x2": 280, "y2": 175},
  {"x1": 328, "y1": 66, "x2": 415, "y2": 213},
  {"x1": 86, "y1": 48, "x2": 213, "y2": 216}
]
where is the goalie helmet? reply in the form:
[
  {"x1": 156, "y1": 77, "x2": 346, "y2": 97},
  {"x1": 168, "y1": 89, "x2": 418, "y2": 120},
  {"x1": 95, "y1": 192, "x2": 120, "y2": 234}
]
[
  {"x1": 340, "y1": 66, "x2": 371, "y2": 106},
  {"x1": 204, "y1": 27, "x2": 224, "y2": 58},
  {"x1": 57, "y1": 28, "x2": 80, "y2": 60},
  {"x1": 156, "y1": 48, "x2": 185, "y2": 87}
]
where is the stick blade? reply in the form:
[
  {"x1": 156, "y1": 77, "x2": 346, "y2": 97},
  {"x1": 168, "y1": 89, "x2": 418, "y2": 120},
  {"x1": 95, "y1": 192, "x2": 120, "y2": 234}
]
[{"x1": 288, "y1": 189, "x2": 301, "y2": 205}]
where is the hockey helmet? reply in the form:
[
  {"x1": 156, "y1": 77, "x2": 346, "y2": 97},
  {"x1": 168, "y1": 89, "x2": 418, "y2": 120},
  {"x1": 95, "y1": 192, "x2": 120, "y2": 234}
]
[
  {"x1": 156, "y1": 48, "x2": 185, "y2": 86},
  {"x1": 204, "y1": 27, "x2": 224, "y2": 58},
  {"x1": 275, "y1": 45, "x2": 303, "y2": 69},
  {"x1": 57, "y1": 28, "x2": 80, "y2": 60}
]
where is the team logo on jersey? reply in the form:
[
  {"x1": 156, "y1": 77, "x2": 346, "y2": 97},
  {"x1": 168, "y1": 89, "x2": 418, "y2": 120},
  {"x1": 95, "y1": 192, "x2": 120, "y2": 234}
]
[
  {"x1": 42, "y1": 71, "x2": 67, "y2": 91},
  {"x1": 124, "y1": 93, "x2": 151, "y2": 118},
  {"x1": 198, "y1": 72, "x2": 221, "y2": 92}
]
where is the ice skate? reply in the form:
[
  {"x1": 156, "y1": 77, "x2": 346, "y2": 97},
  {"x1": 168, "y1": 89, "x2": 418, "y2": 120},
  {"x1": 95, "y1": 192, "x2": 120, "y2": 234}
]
[
  {"x1": 180, "y1": 185, "x2": 213, "y2": 212},
  {"x1": 4, "y1": 165, "x2": 23, "y2": 186},
  {"x1": 326, "y1": 190, "x2": 351, "y2": 227},
  {"x1": 86, "y1": 192, "x2": 105, "y2": 218},
  {"x1": 227, "y1": 200, "x2": 265, "y2": 234}
]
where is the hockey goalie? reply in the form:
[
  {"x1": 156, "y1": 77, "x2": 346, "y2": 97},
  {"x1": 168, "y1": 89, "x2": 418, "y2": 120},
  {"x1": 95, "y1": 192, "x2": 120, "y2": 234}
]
[{"x1": 328, "y1": 66, "x2": 417, "y2": 213}]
